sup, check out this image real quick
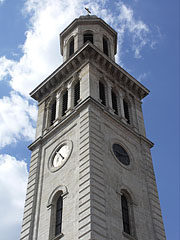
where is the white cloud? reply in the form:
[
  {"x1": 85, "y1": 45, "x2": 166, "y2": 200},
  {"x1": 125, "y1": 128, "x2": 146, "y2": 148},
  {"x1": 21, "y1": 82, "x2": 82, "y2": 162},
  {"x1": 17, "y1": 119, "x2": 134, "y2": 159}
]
[
  {"x1": 0, "y1": 0, "x2": 152, "y2": 97},
  {"x1": 0, "y1": 91, "x2": 37, "y2": 148},
  {"x1": 138, "y1": 72, "x2": 149, "y2": 82},
  {"x1": 116, "y1": 2, "x2": 150, "y2": 60},
  {"x1": 0, "y1": 0, "x2": 5, "y2": 4},
  {"x1": 0, "y1": 154, "x2": 28, "y2": 240},
  {"x1": 0, "y1": 0, "x2": 153, "y2": 150},
  {"x1": 0, "y1": 56, "x2": 16, "y2": 81}
]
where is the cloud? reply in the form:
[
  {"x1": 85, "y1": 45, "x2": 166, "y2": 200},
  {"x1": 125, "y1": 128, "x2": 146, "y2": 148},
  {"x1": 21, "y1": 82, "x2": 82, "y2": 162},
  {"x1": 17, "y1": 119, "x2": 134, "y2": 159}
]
[
  {"x1": 138, "y1": 72, "x2": 149, "y2": 82},
  {"x1": 0, "y1": 0, "x2": 5, "y2": 4},
  {"x1": 116, "y1": 2, "x2": 150, "y2": 60},
  {"x1": 0, "y1": 0, "x2": 154, "y2": 150},
  {"x1": 0, "y1": 154, "x2": 28, "y2": 240},
  {"x1": 0, "y1": 56, "x2": 16, "y2": 81},
  {"x1": 0, "y1": 0, "x2": 152, "y2": 97},
  {"x1": 0, "y1": 92, "x2": 37, "y2": 148}
]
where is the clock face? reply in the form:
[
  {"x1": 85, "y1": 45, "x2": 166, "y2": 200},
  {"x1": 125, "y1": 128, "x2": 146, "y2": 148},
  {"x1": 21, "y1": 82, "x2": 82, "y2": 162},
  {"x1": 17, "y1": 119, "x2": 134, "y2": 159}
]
[
  {"x1": 112, "y1": 143, "x2": 130, "y2": 166},
  {"x1": 49, "y1": 140, "x2": 73, "y2": 172},
  {"x1": 53, "y1": 144, "x2": 70, "y2": 167}
]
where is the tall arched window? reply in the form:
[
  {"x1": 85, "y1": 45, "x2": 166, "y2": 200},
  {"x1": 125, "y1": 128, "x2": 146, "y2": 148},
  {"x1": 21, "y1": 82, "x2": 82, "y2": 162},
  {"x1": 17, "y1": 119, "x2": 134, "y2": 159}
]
[
  {"x1": 111, "y1": 90, "x2": 118, "y2": 115},
  {"x1": 121, "y1": 194, "x2": 130, "y2": 234},
  {"x1": 123, "y1": 99, "x2": 130, "y2": 124},
  {"x1": 55, "y1": 195, "x2": 63, "y2": 236},
  {"x1": 69, "y1": 37, "x2": 74, "y2": 57},
  {"x1": 62, "y1": 90, "x2": 68, "y2": 116},
  {"x1": 47, "y1": 186, "x2": 68, "y2": 239},
  {"x1": 99, "y1": 81, "x2": 106, "y2": 106},
  {"x1": 84, "y1": 32, "x2": 93, "y2": 44},
  {"x1": 74, "y1": 81, "x2": 80, "y2": 106},
  {"x1": 50, "y1": 100, "x2": 56, "y2": 126},
  {"x1": 103, "y1": 37, "x2": 109, "y2": 56}
]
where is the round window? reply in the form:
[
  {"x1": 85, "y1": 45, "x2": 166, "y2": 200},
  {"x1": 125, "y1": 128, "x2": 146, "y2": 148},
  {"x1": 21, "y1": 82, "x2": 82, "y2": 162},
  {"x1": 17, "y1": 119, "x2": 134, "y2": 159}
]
[{"x1": 112, "y1": 143, "x2": 130, "y2": 166}]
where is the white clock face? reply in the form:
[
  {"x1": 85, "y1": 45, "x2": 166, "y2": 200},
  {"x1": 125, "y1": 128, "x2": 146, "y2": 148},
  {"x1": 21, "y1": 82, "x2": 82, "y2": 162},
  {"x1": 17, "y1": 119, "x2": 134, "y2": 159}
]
[{"x1": 53, "y1": 144, "x2": 70, "y2": 167}]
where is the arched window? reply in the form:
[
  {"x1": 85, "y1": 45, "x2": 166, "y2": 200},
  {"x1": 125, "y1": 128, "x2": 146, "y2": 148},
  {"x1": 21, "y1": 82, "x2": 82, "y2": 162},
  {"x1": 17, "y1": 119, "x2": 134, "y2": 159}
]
[
  {"x1": 121, "y1": 194, "x2": 130, "y2": 234},
  {"x1": 103, "y1": 37, "x2": 109, "y2": 56},
  {"x1": 99, "y1": 81, "x2": 106, "y2": 106},
  {"x1": 84, "y1": 32, "x2": 93, "y2": 44},
  {"x1": 74, "y1": 81, "x2": 80, "y2": 106},
  {"x1": 62, "y1": 90, "x2": 68, "y2": 116},
  {"x1": 123, "y1": 99, "x2": 130, "y2": 124},
  {"x1": 47, "y1": 186, "x2": 68, "y2": 239},
  {"x1": 50, "y1": 100, "x2": 56, "y2": 126},
  {"x1": 55, "y1": 195, "x2": 63, "y2": 236},
  {"x1": 111, "y1": 90, "x2": 118, "y2": 115},
  {"x1": 69, "y1": 37, "x2": 74, "y2": 57}
]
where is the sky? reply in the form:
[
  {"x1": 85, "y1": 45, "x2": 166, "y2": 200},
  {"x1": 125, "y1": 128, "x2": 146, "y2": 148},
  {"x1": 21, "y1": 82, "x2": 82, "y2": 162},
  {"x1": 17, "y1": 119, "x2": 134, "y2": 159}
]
[{"x1": 0, "y1": 0, "x2": 179, "y2": 239}]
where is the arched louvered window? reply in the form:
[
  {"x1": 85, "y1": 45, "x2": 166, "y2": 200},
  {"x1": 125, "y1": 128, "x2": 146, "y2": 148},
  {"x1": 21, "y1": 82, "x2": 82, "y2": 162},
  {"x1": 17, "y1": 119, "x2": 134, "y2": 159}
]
[
  {"x1": 62, "y1": 90, "x2": 68, "y2": 116},
  {"x1": 55, "y1": 195, "x2": 63, "y2": 236},
  {"x1": 123, "y1": 100, "x2": 130, "y2": 124},
  {"x1": 74, "y1": 81, "x2": 80, "y2": 106},
  {"x1": 50, "y1": 100, "x2": 56, "y2": 126},
  {"x1": 69, "y1": 38, "x2": 74, "y2": 57},
  {"x1": 84, "y1": 33, "x2": 93, "y2": 44},
  {"x1": 103, "y1": 37, "x2": 109, "y2": 56},
  {"x1": 99, "y1": 81, "x2": 106, "y2": 106},
  {"x1": 121, "y1": 194, "x2": 130, "y2": 234},
  {"x1": 111, "y1": 90, "x2": 118, "y2": 115}
]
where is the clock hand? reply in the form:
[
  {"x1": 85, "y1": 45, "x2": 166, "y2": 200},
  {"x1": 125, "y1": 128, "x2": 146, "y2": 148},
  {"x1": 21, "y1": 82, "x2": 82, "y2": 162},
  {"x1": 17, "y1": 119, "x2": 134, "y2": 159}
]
[{"x1": 57, "y1": 151, "x2": 64, "y2": 159}]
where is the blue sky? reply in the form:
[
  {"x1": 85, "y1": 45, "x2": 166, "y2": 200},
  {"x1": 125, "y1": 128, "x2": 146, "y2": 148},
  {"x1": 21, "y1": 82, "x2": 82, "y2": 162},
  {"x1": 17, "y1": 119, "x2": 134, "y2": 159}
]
[{"x1": 0, "y1": 0, "x2": 179, "y2": 239}]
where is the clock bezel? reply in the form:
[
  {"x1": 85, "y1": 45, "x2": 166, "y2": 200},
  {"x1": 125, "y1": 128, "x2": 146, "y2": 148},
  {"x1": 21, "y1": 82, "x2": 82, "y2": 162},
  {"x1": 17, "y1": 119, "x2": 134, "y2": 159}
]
[
  {"x1": 110, "y1": 140, "x2": 133, "y2": 170},
  {"x1": 48, "y1": 140, "x2": 73, "y2": 173}
]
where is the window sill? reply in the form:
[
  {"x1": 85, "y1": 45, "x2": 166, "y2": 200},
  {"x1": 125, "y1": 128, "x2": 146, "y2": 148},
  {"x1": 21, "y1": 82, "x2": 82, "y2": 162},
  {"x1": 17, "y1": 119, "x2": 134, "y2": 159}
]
[
  {"x1": 51, "y1": 233, "x2": 64, "y2": 240},
  {"x1": 122, "y1": 231, "x2": 137, "y2": 240}
]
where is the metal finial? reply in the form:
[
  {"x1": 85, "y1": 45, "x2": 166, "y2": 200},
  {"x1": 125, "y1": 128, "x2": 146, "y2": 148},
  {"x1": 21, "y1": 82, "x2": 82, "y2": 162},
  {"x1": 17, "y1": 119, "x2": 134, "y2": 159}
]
[{"x1": 85, "y1": 7, "x2": 91, "y2": 15}]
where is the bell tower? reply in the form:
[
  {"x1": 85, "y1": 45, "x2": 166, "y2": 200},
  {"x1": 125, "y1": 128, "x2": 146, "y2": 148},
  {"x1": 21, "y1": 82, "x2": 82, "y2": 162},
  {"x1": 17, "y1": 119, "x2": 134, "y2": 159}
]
[{"x1": 20, "y1": 15, "x2": 166, "y2": 240}]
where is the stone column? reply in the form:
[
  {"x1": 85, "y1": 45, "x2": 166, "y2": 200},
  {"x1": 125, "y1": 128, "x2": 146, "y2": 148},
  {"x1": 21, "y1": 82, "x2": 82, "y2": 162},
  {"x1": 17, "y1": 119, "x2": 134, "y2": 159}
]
[
  {"x1": 54, "y1": 91, "x2": 61, "y2": 124},
  {"x1": 106, "y1": 80, "x2": 113, "y2": 113},
  {"x1": 119, "y1": 91, "x2": 127, "y2": 124},
  {"x1": 44, "y1": 102, "x2": 51, "y2": 130},
  {"x1": 67, "y1": 81, "x2": 73, "y2": 113}
]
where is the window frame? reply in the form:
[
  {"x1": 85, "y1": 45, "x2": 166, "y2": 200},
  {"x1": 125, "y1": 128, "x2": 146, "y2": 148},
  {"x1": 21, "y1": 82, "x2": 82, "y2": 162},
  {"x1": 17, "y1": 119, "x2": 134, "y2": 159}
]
[
  {"x1": 119, "y1": 189, "x2": 137, "y2": 239},
  {"x1": 111, "y1": 89, "x2": 118, "y2": 115},
  {"x1": 47, "y1": 186, "x2": 68, "y2": 240},
  {"x1": 69, "y1": 37, "x2": 74, "y2": 57},
  {"x1": 99, "y1": 80, "x2": 106, "y2": 106},
  {"x1": 61, "y1": 90, "x2": 68, "y2": 117},
  {"x1": 103, "y1": 36, "x2": 109, "y2": 56},
  {"x1": 50, "y1": 99, "x2": 56, "y2": 126},
  {"x1": 83, "y1": 31, "x2": 94, "y2": 44},
  {"x1": 123, "y1": 99, "x2": 131, "y2": 124},
  {"x1": 73, "y1": 80, "x2": 80, "y2": 107}
]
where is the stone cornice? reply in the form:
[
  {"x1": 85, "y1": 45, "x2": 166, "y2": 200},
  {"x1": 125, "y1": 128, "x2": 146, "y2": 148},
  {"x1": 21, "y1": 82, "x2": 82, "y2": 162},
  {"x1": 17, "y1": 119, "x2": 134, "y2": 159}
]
[{"x1": 30, "y1": 42, "x2": 149, "y2": 102}]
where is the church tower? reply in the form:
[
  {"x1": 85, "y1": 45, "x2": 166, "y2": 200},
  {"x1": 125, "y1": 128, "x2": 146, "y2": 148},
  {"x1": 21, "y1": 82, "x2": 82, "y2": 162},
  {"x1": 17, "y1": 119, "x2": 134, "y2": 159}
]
[{"x1": 20, "y1": 15, "x2": 166, "y2": 240}]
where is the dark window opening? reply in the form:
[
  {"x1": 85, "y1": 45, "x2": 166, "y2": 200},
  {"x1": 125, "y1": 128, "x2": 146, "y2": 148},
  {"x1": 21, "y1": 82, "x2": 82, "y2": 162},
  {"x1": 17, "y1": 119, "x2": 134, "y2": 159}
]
[
  {"x1": 50, "y1": 100, "x2": 56, "y2": 126},
  {"x1": 103, "y1": 37, "x2": 109, "y2": 56},
  {"x1": 55, "y1": 196, "x2": 63, "y2": 236},
  {"x1": 121, "y1": 194, "x2": 130, "y2": 235},
  {"x1": 84, "y1": 33, "x2": 93, "y2": 44},
  {"x1": 123, "y1": 100, "x2": 130, "y2": 124},
  {"x1": 99, "y1": 81, "x2": 106, "y2": 106},
  {"x1": 111, "y1": 91, "x2": 118, "y2": 115},
  {"x1": 112, "y1": 144, "x2": 130, "y2": 165},
  {"x1": 74, "y1": 81, "x2": 80, "y2": 106},
  {"x1": 69, "y1": 38, "x2": 74, "y2": 57},
  {"x1": 62, "y1": 91, "x2": 68, "y2": 116}
]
